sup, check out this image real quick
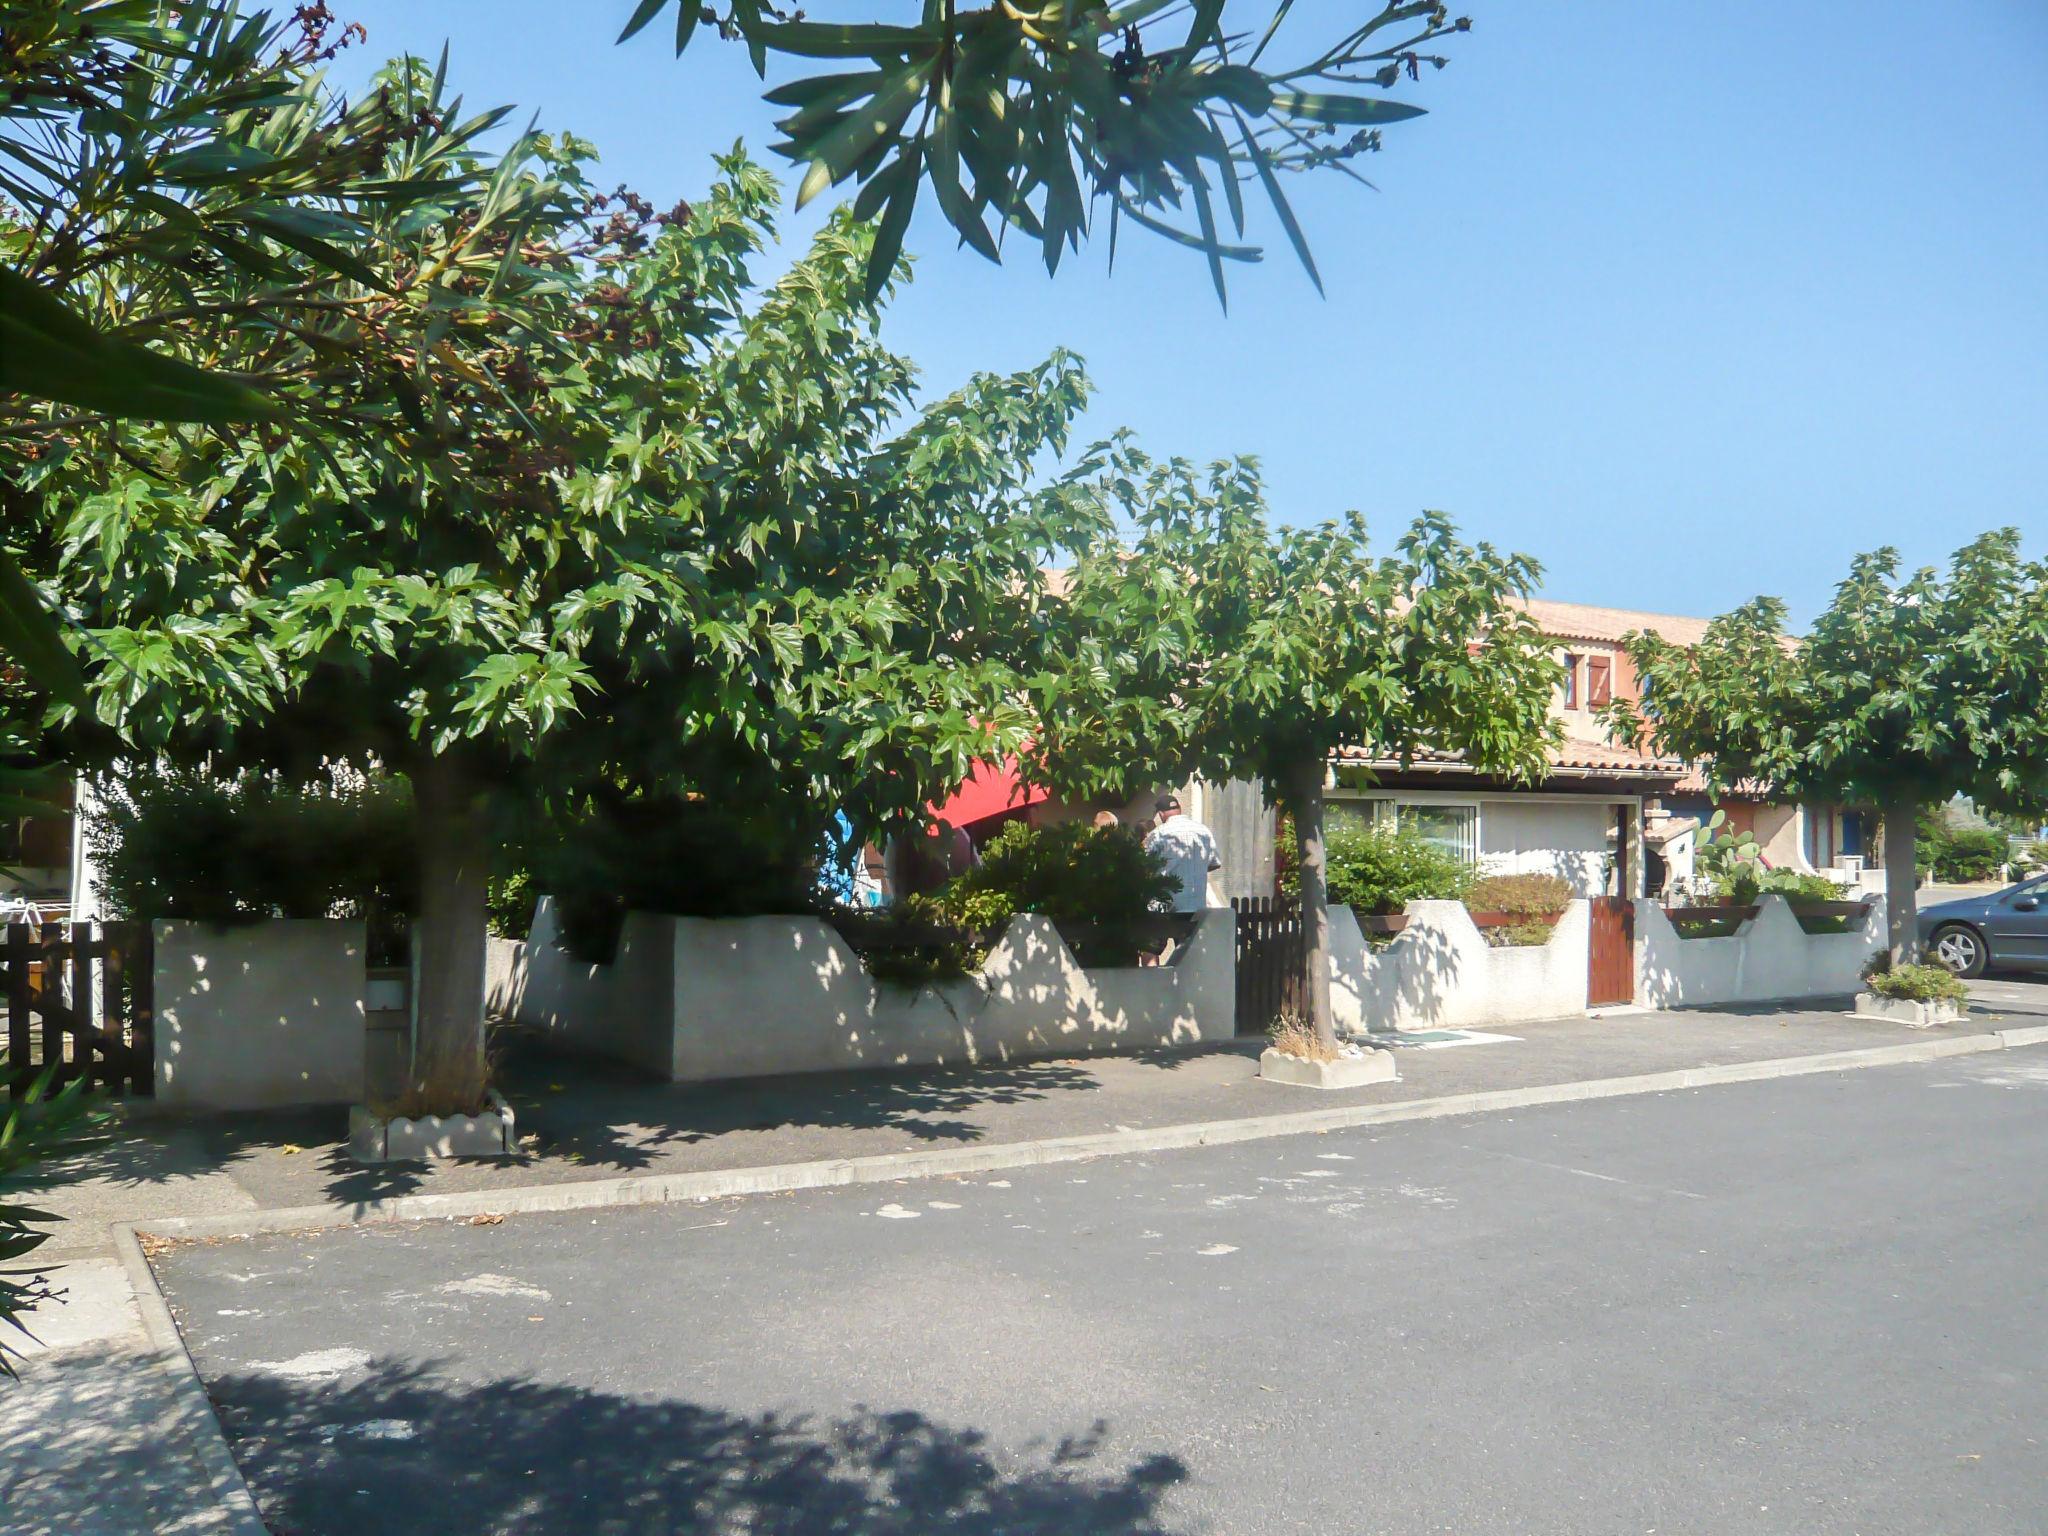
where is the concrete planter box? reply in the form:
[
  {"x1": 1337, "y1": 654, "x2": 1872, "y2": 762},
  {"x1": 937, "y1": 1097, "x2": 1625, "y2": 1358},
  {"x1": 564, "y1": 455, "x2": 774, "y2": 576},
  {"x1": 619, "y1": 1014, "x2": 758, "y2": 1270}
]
[
  {"x1": 1854, "y1": 991, "x2": 1965, "y2": 1028},
  {"x1": 153, "y1": 918, "x2": 365, "y2": 1111},
  {"x1": 1258, "y1": 1046, "x2": 1398, "y2": 1089},
  {"x1": 507, "y1": 899, "x2": 1235, "y2": 1084},
  {"x1": 348, "y1": 1089, "x2": 517, "y2": 1162},
  {"x1": 1329, "y1": 900, "x2": 1591, "y2": 1034},
  {"x1": 1635, "y1": 894, "x2": 1881, "y2": 1011}
]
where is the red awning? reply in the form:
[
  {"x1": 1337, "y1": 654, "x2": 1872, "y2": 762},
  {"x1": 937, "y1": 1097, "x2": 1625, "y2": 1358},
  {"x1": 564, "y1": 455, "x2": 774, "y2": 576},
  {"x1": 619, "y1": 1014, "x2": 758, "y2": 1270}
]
[{"x1": 928, "y1": 756, "x2": 1049, "y2": 829}]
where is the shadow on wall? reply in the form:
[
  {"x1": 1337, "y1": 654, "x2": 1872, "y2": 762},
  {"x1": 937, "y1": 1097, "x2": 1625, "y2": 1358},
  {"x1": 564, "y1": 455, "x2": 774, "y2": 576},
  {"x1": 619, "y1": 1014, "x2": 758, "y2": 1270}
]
[
  {"x1": 1330, "y1": 901, "x2": 1591, "y2": 1033},
  {"x1": 508, "y1": 901, "x2": 1233, "y2": 1085},
  {"x1": 1633, "y1": 895, "x2": 1881, "y2": 1010},
  {"x1": 207, "y1": 1358, "x2": 1192, "y2": 1536}
]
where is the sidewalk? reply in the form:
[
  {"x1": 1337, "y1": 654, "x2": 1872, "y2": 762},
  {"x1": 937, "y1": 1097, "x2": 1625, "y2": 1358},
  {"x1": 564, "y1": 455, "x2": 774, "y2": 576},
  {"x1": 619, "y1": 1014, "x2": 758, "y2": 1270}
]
[{"x1": 24, "y1": 984, "x2": 2046, "y2": 1259}]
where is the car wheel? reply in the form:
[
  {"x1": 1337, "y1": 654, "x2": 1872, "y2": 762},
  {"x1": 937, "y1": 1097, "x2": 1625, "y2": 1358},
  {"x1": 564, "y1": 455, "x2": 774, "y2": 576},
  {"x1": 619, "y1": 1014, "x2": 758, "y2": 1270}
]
[{"x1": 1929, "y1": 924, "x2": 1987, "y2": 978}]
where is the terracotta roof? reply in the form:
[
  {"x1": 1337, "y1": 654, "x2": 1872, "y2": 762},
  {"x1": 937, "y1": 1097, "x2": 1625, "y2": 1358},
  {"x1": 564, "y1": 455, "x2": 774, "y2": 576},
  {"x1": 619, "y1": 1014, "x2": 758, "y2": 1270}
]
[
  {"x1": 1512, "y1": 598, "x2": 1713, "y2": 647},
  {"x1": 1331, "y1": 739, "x2": 1686, "y2": 783}
]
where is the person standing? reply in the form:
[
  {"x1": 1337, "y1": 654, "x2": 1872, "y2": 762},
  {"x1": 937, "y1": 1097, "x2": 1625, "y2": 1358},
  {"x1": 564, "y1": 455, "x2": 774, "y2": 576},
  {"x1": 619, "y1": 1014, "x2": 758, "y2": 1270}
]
[{"x1": 1143, "y1": 793, "x2": 1222, "y2": 912}]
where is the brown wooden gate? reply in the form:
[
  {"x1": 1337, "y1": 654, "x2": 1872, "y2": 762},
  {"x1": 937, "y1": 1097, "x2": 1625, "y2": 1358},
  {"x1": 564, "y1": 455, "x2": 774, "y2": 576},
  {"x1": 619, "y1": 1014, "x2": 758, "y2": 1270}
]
[
  {"x1": 1587, "y1": 896, "x2": 1634, "y2": 1007},
  {"x1": 3, "y1": 921, "x2": 154, "y2": 1098},
  {"x1": 1231, "y1": 896, "x2": 1305, "y2": 1037}
]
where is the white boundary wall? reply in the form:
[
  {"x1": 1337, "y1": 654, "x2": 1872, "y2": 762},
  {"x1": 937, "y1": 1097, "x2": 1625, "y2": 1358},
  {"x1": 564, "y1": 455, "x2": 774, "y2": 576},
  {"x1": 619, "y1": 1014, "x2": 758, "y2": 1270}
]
[
  {"x1": 153, "y1": 918, "x2": 365, "y2": 1110},
  {"x1": 1329, "y1": 899, "x2": 1591, "y2": 1033},
  {"x1": 1634, "y1": 894, "x2": 1880, "y2": 1008},
  {"x1": 500, "y1": 898, "x2": 1234, "y2": 1083}
]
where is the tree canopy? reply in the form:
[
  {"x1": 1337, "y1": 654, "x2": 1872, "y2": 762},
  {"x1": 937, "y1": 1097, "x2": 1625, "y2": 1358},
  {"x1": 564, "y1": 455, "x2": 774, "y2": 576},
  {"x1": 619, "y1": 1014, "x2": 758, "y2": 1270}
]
[
  {"x1": 1604, "y1": 529, "x2": 2048, "y2": 959},
  {"x1": 630, "y1": 0, "x2": 1476, "y2": 305},
  {"x1": 1031, "y1": 449, "x2": 1560, "y2": 1039}
]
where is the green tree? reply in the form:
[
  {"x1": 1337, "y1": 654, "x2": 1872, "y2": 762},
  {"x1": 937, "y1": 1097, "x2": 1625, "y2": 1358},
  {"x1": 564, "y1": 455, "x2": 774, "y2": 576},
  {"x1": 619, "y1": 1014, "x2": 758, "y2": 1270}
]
[
  {"x1": 1604, "y1": 530, "x2": 2048, "y2": 963},
  {"x1": 2, "y1": 1, "x2": 546, "y2": 753},
  {"x1": 1033, "y1": 452, "x2": 1559, "y2": 1045},
  {"x1": 631, "y1": 0, "x2": 1477, "y2": 303},
  {"x1": 29, "y1": 141, "x2": 1105, "y2": 1110}
]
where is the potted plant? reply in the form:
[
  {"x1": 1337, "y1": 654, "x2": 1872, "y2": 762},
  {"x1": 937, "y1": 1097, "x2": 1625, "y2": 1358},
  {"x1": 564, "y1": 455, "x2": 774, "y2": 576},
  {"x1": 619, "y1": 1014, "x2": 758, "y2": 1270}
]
[
  {"x1": 1853, "y1": 956, "x2": 1969, "y2": 1027},
  {"x1": 1257, "y1": 1013, "x2": 1396, "y2": 1089},
  {"x1": 1464, "y1": 873, "x2": 1571, "y2": 947},
  {"x1": 1308, "y1": 821, "x2": 1473, "y2": 942}
]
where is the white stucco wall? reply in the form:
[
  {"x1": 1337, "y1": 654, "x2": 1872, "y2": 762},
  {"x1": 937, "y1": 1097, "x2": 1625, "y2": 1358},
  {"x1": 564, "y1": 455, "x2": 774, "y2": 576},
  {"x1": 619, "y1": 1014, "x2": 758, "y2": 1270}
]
[
  {"x1": 1477, "y1": 801, "x2": 1611, "y2": 896},
  {"x1": 1634, "y1": 894, "x2": 1880, "y2": 1009},
  {"x1": 1329, "y1": 899, "x2": 1591, "y2": 1033},
  {"x1": 509, "y1": 899, "x2": 1233, "y2": 1083},
  {"x1": 153, "y1": 918, "x2": 365, "y2": 1110}
]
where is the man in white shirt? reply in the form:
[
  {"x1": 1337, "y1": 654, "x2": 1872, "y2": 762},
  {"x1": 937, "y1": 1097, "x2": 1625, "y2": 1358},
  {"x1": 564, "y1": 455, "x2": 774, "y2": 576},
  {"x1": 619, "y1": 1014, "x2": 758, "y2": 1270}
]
[{"x1": 1143, "y1": 793, "x2": 1222, "y2": 912}]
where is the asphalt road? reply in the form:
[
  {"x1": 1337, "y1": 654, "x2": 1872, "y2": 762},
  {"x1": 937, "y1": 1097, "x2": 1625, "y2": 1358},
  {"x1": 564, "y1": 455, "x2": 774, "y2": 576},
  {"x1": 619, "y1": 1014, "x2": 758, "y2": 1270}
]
[{"x1": 155, "y1": 1053, "x2": 2048, "y2": 1536}]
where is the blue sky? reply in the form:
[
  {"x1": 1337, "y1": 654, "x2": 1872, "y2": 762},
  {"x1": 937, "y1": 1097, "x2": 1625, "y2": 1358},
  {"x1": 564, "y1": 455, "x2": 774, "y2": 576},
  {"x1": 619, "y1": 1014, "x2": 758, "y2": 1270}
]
[{"x1": 324, "y1": 1, "x2": 2047, "y2": 626}]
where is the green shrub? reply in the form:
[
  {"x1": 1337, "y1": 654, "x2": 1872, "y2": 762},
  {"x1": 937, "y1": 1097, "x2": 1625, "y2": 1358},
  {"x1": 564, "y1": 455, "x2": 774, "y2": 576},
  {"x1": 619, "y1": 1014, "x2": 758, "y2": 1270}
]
[
  {"x1": 930, "y1": 821, "x2": 1175, "y2": 965},
  {"x1": 538, "y1": 797, "x2": 827, "y2": 963},
  {"x1": 1314, "y1": 822, "x2": 1474, "y2": 915},
  {"x1": 1465, "y1": 872, "x2": 1571, "y2": 917},
  {"x1": 1930, "y1": 825, "x2": 2009, "y2": 883},
  {"x1": 1865, "y1": 961, "x2": 1968, "y2": 1005},
  {"x1": 1719, "y1": 867, "x2": 1844, "y2": 905},
  {"x1": 1491, "y1": 918, "x2": 1557, "y2": 948},
  {"x1": 89, "y1": 769, "x2": 414, "y2": 960}
]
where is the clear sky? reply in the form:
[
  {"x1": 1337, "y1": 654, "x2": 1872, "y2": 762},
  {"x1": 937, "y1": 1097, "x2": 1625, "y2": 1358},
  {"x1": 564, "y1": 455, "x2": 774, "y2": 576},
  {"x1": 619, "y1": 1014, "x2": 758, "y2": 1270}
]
[{"x1": 322, "y1": 0, "x2": 2048, "y2": 626}]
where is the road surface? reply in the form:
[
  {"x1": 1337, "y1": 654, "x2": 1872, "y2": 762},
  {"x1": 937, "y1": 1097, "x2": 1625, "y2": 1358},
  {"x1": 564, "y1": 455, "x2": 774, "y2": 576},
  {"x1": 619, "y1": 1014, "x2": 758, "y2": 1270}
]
[{"x1": 154, "y1": 1051, "x2": 2048, "y2": 1535}]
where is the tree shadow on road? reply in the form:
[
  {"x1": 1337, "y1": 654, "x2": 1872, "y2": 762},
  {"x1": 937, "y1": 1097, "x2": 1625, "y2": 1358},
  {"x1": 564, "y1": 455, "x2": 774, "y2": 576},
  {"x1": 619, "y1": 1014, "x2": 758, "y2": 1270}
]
[{"x1": 211, "y1": 1357, "x2": 1191, "y2": 1536}]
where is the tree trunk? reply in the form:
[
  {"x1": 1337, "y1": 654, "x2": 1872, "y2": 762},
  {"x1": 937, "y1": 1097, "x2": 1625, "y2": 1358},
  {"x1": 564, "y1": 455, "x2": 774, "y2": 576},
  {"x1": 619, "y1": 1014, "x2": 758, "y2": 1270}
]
[
  {"x1": 1287, "y1": 758, "x2": 1336, "y2": 1051},
  {"x1": 408, "y1": 752, "x2": 490, "y2": 1114},
  {"x1": 1881, "y1": 796, "x2": 1920, "y2": 965}
]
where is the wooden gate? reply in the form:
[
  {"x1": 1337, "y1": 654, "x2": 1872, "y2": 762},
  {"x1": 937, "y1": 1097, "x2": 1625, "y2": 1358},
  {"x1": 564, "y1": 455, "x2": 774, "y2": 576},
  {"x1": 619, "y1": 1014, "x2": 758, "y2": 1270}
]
[
  {"x1": 1231, "y1": 897, "x2": 1305, "y2": 1037},
  {"x1": 3, "y1": 921, "x2": 154, "y2": 1098},
  {"x1": 1587, "y1": 896, "x2": 1635, "y2": 1007}
]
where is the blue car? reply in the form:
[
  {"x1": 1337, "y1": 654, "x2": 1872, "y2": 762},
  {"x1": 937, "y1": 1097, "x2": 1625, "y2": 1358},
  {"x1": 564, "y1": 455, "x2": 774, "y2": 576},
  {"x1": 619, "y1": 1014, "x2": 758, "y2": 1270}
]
[{"x1": 1918, "y1": 874, "x2": 2048, "y2": 976}]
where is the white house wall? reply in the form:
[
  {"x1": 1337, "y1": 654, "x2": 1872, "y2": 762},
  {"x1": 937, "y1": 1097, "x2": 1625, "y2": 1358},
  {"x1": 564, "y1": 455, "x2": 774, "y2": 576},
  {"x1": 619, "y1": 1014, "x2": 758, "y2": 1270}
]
[{"x1": 1477, "y1": 800, "x2": 1611, "y2": 895}]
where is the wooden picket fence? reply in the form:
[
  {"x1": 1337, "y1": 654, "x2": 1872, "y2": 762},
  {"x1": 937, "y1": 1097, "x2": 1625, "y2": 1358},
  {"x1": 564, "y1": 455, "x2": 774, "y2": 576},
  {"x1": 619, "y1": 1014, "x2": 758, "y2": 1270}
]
[
  {"x1": 2, "y1": 920, "x2": 154, "y2": 1098},
  {"x1": 1231, "y1": 896, "x2": 1304, "y2": 1038}
]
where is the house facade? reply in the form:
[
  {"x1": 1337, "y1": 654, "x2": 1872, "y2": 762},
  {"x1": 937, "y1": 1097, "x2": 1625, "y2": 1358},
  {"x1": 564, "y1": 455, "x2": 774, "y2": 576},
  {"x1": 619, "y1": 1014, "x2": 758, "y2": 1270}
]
[{"x1": 1188, "y1": 598, "x2": 1873, "y2": 904}]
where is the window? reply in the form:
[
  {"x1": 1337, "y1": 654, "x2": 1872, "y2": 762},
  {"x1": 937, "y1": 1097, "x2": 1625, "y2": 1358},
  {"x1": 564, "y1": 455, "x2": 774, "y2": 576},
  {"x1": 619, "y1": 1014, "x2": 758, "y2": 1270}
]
[
  {"x1": 1332, "y1": 797, "x2": 1480, "y2": 864},
  {"x1": 1586, "y1": 654, "x2": 1612, "y2": 708},
  {"x1": 1402, "y1": 803, "x2": 1479, "y2": 864},
  {"x1": 1561, "y1": 653, "x2": 1581, "y2": 709}
]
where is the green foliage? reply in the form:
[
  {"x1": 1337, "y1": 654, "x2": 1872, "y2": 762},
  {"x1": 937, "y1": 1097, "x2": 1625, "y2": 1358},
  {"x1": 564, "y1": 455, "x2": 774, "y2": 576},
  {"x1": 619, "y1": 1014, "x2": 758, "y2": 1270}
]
[
  {"x1": 1312, "y1": 821, "x2": 1473, "y2": 915},
  {"x1": 539, "y1": 797, "x2": 828, "y2": 963},
  {"x1": 1, "y1": 1063, "x2": 100, "y2": 1377},
  {"x1": 1922, "y1": 824, "x2": 2009, "y2": 884},
  {"x1": 927, "y1": 821, "x2": 1176, "y2": 965},
  {"x1": 2, "y1": 4, "x2": 550, "y2": 702},
  {"x1": 89, "y1": 769, "x2": 415, "y2": 957},
  {"x1": 1489, "y1": 918, "x2": 1557, "y2": 948},
  {"x1": 1864, "y1": 960, "x2": 1968, "y2": 1005},
  {"x1": 486, "y1": 870, "x2": 539, "y2": 942},
  {"x1": 1608, "y1": 532, "x2": 2048, "y2": 959},
  {"x1": 1692, "y1": 808, "x2": 1763, "y2": 891},
  {"x1": 1718, "y1": 867, "x2": 1842, "y2": 905},
  {"x1": 1033, "y1": 454, "x2": 1561, "y2": 813},
  {"x1": 1465, "y1": 873, "x2": 1570, "y2": 917},
  {"x1": 630, "y1": 0, "x2": 1475, "y2": 305},
  {"x1": 1608, "y1": 533, "x2": 2048, "y2": 830}
]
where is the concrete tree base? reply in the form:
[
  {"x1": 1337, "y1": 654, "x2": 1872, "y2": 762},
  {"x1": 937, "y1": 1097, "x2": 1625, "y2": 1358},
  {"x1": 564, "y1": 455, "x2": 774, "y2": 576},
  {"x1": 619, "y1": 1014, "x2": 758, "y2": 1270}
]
[
  {"x1": 1258, "y1": 1047, "x2": 1398, "y2": 1090},
  {"x1": 1854, "y1": 992, "x2": 1965, "y2": 1029},
  {"x1": 348, "y1": 1089, "x2": 517, "y2": 1162}
]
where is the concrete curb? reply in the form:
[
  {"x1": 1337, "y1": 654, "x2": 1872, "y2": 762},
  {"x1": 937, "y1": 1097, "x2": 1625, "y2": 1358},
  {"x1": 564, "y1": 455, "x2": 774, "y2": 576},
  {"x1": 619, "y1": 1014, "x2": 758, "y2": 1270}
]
[
  {"x1": 125, "y1": 1028, "x2": 2039, "y2": 1246},
  {"x1": 109, "y1": 1224, "x2": 270, "y2": 1536}
]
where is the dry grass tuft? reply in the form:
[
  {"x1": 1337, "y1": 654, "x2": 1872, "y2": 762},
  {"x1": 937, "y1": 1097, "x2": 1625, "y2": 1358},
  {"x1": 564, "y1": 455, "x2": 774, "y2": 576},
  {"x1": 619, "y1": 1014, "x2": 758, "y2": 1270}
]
[{"x1": 1267, "y1": 1013, "x2": 1339, "y2": 1064}]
